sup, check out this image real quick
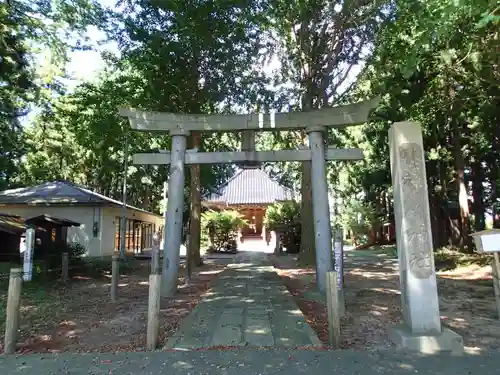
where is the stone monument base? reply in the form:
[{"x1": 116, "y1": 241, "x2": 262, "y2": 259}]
[{"x1": 390, "y1": 324, "x2": 464, "y2": 355}]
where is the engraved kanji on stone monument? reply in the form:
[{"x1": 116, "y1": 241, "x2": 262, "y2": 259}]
[{"x1": 399, "y1": 142, "x2": 433, "y2": 279}]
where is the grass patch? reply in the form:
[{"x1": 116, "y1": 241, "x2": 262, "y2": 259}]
[
  {"x1": 347, "y1": 244, "x2": 491, "y2": 271},
  {"x1": 434, "y1": 247, "x2": 491, "y2": 271},
  {"x1": 347, "y1": 245, "x2": 397, "y2": 258}
]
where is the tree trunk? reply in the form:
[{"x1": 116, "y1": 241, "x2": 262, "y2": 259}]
[
  {"x1": 491, "y1": 124, "x2": 500, "y2": 229},
  {"x1": 438, "y1": 151, "x2": 456, "y2": 246},
  {"x1": 471, "y1": 160, "x2": 485, "y2": 231},
  {"x1": 188, "y1": 131, "x2": 203, "y2": 266},
  {"x1": 451, "y1": 119, "x2": 472, "y2": 251},
  {"x1": 299, "y1": 160, "x2": 316, "y2": 265}
]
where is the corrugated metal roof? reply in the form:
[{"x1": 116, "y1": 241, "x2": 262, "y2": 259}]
[
  {"x1": 0, "y1": 181, "x2": 159, "y2": 216},
  {"x1": 0, "y1": 214, "x2": 31, "y2": 235},
  {"x1": 204, "y1": 168, "x2": 293, "y2": 205}
]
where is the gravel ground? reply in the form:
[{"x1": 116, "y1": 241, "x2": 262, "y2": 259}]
[
  {"x1": 0, "y1": 348, "x2": 498, "y2": 374},
  {"x1": 273, "y1": 249, "x2": 500, "y2": 351}
]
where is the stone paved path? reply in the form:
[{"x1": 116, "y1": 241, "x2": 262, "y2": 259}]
[
  {"x1": 2, "y1": 349, "x2": 499, "y2": 375},
  {"x1": 164, "y1": 251, "x2": 321, "y2": 349}
]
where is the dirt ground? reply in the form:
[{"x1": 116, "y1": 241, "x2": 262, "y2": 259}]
[
  {"x1": 272, "y1": 251, "x2": 500, "y2": 353},
  {"x1": 0, "y1": 259, "x2": 225, "y2": 354}
]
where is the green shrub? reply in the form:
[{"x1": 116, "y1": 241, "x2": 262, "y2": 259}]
[
  {"x1": 341, "y1": 200, "x2": 381, "y2": 247},
  {"x1": 264, "y1": 201, "x2": 301, "y2": 253},
  {"x1": 202, "y1": 210, "x2": 246, "y2": 252}
]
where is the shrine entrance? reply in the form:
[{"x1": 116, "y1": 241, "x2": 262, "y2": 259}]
[
  {"x1": 119, "y1": 104, "x2": 465, "y2": 353},
  {"x1": 119, "y1": 98, "x2": 378, "y2": 296},
  {"x1": 240, "y1": 207, "x2": 264, "y2": 238}
]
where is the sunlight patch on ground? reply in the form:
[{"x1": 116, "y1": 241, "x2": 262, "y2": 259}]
[
  {"x1": 464, "y1": 346, "x2": 485, "y2": 355},
  {"x1": 20, "y1": 305, "x2": 38, "y2": 313},
  {"x1": 285, "y1": 309, "x2": 303, "y2": 316},
  {"x1": 398, "y1": 363, "x2": 415, "y2": 370},
  {"x1": 172, "y1": 361, "x2": 194, "y2": 369},
  {"x1": 366, "y1": 287, "x2": 400, "y2": 295},
  {"x1": 199, "y1": 270, "x2": 223, "y2": 275},
  {"x1": 438, "y1": 264, "x2": 492, "y2": 280},
  {"x1": 348, "y1": 269, "x2": 399, "y2": 279}
]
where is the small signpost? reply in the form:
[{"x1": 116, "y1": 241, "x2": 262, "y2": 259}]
[
  {"x1": 333, "y1": 229, "x2": 345, "y2": 316},
  {"x1": 23, "y1": 228, "x2": 35, "y2": 282},
  {"x1": 471, "y1": 229, "x2": 500, "y2": 318}
]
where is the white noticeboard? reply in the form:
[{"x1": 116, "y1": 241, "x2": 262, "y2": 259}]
[
  {"x1": 471, "y1": 229, "x2": 500, "y2": 253},
  {"x1": 23, "y1": 228, "x2": 35, "y2": 281},
  {"x1": 480, "y1": 233, "x2": 500, "y2": 253}
]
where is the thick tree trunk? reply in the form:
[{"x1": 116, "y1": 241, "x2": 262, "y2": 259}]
[
  {"x1": 471, "y1": 160, "x2": 486, "y2": 231},
  {"x1": 299, "y1": 160, "x2": 316, "y2": 265},
  {"x1": 451, "y1": 119, "x2": 472, "y2": 251},
  {"x1": 188, "y1": 131, "x2": 203, "y2": 266}
]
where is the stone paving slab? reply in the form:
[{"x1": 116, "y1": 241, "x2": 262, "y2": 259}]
[{"x1": 165, "y1": 252, "x2": 321, "y2": 349}]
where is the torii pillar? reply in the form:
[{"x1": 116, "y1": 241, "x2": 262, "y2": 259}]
[
  {"x1": 162, "y1": 130, "x2": 189, "y2": 296},
  {"x1": 308, "y1": 126, "x2": 334, "y2": 292}
]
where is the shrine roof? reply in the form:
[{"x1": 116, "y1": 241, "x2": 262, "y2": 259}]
[{"x1": 203, "y1": 167, "x2": 294, "y2": 206}]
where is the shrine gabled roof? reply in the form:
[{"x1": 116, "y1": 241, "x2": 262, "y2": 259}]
[{"x1": 204, "y1": 168, "x2": 294, "y2": 206}]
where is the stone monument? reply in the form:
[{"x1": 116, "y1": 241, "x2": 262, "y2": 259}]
[{"x1": 388, "y1": 121, "x2": 463, "y2": 354}]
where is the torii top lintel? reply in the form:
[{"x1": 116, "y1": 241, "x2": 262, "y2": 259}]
[{"x1": 118, "y1": 97, "x2": 379, "y2": 132}]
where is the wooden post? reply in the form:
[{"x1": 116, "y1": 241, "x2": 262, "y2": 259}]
[
  {"x1": 326, "y1": 271, "x2": 341, "y2": 348},
  {"x1": 150, "y1": 234, "x2": 160, "y2": 275},
  {"x1": 147, "y1": 256, "x2": 162, "y2": 350},
  {"x1": 111, "y1": 254, "x2": 119, "y2": 302},
  {"x1": 274, "y1": 231, "x2": 282, "y2": 255},
  {"x1": 492, "y1": 253, "x2": 500, "y2": 319},
  {"x1": 62, "y1": 252, "x2": 69, "y2": 283},
  {"x1": 4, "y1": 268, "x2": 22, "y2": 354}
]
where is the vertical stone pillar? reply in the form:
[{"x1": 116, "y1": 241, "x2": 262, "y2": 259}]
[
  {"x1": 389, "y1": 121, "x2": 463, "y2": 354},
  {"x1": 307, "y1": 126, "x2": 333, "y2": 293},
  {"x1": 162, "y1": 130, "x2": 188, "y2": 297}
]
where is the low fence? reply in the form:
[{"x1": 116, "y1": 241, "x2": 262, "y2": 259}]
[
  {"x1": 1, "y1": 236, "x2": 163, "y2": 354},
  {"x1": 0, "y1": 252, "x2": 91, "y2": 354}
]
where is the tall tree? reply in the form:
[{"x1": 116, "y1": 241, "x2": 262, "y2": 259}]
[
  {"x1": 268, "y1": 0, "x2": 388, "y2": 264},
  {"x1": 347, "y1": 0, "x2": 499, "y2": 250},
  {"x1": 107, "y1": 0, "x2": 270, "y2": 264}
]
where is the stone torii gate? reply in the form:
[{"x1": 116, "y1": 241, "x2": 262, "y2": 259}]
[
  {"x1": 119, "y1": 104, "x2": 464, "y2": 353},
  {"x1": 119, "y1": 98, "x2": 378, "y2": 296}
]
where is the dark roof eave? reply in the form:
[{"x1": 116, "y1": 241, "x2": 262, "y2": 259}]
[
  {"x1": 25, "y1": 214, "x2": 81, "y2": 227},
  {"x1": 0, "y1": 201, "x2": 162, "y2": 218}
]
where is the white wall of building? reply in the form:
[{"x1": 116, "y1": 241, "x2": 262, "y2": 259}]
[
  {"x1": 0, "y1": 205, "x2": 104, "y2": 257},
  {"x1": 0, "y1": 204, "x2": 163, "y2": 257}
]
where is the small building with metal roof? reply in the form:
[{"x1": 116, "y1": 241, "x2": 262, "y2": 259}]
[{"x1": 0, "y1": 181, "x2": 163, "y2": 257}]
